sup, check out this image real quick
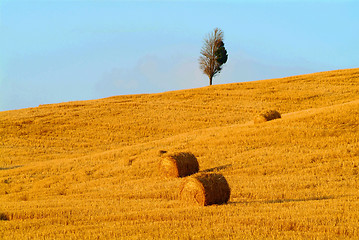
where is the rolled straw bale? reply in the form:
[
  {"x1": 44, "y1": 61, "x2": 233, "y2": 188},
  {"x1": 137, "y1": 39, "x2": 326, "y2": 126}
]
[
  {"x1": 254, "y1": 109, "x2": 281, "y2": 124},
  {"x1": 179, "y1": 172, "x2": 230, "y2": 206},
  {"x1": 159, "y1": 152, "x2": 199, "y2": 178}
]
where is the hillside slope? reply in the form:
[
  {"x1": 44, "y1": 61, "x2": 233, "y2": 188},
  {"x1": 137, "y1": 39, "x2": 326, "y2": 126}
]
[
  {"x1": 1, "y1": 68, "x2": 359, "y2": 239},
  {"x1": 1, "y1": 68, "x2": 359, "y2": 165}
]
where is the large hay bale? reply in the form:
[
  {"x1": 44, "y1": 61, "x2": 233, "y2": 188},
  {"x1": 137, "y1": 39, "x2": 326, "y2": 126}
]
[
  {"x1": 179, "y1": 172, "x2": 230, "y2": 206},
  {"x1": 159, "y1": 152, "x2": 199, "y2": 178},
  {"x1": 254, "y1": 109, "x2": 281, "y2": 124}
]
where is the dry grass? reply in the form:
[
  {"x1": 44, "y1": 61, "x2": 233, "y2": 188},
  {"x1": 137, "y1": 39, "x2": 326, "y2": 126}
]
[{"x1": 1, "y1": 68, "x2": 359, "y2": 239}]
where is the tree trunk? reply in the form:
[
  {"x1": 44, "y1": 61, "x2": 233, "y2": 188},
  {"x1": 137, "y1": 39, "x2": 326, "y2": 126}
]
[{"x1": 209, "y1": 76, "x2": 213, "y2": 86}]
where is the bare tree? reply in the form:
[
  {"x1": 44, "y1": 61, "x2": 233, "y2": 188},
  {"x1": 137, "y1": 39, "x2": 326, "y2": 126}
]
[{"x1": 199, "y1": 28, "x2": 228, "y2": 85}]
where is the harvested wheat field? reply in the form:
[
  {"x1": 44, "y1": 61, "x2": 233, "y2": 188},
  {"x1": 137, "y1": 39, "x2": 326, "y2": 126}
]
[{"x1": 1, "y1": 68, "x2": 359, "y2": 239}]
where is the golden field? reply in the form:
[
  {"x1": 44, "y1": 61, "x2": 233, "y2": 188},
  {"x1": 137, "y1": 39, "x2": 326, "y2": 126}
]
[{"x1": 1, "y1": 68, "x2": 359, "y2": 239}]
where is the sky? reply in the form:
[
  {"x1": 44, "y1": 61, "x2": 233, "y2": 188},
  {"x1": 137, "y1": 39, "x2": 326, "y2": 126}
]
[{"x1": 0, "y1": 0, "x2": 358, "y2": 111}]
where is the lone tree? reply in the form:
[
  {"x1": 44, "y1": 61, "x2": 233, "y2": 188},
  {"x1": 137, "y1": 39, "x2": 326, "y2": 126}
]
[{"x1": 199, "y1": 28, "x2": 228, "y2": 85}]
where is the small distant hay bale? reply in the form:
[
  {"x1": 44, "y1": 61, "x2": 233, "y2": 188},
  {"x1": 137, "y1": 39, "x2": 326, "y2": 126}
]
[
  {"x1": 254, "y1": 109, "x2": 281, "y2": 124},
  {"x1": 179, "y1": 172, "x2": 230, "y2": 206},
  {"x1": 159, "y1": 152, "x2": 199, "y2": 178}
]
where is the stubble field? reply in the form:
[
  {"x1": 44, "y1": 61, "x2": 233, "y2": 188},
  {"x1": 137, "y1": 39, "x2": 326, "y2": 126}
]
[{"x1": 1, "y1": 68, "x2": 359, "y2": 239}]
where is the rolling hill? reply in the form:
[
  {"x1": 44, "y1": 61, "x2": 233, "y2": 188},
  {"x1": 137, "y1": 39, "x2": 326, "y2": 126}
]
[{"x1": 1, "y1": 68, "x2": 359, "y2": 239}]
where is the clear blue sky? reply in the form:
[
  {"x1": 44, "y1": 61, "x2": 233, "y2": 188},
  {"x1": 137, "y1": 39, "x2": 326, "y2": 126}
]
[{"x1": 1, "y1": 0, "x2": 358, "y2": 111}]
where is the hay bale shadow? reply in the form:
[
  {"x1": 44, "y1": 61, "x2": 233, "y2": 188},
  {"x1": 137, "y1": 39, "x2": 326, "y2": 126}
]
[
  {"x1": 264, "y1": 195, "x2": 335, "y2": 204},
  {"x1": 0, "y1": 165, "x2": 23, "y2": 171},
  {"x1": 228, "y1": 195, "x2": 335, "y2": 205}
]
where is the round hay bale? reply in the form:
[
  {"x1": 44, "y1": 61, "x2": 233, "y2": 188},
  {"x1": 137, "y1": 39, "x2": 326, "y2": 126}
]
[
  {"x1": 254, "y1": 109, "x2": 281, "y2": 124},
  {"x1": 179, "y1": 172, "x2": 230, "y2": 206},
  {"x1": 159, "y1": 152, "x2": 199, "y2": 178}
]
